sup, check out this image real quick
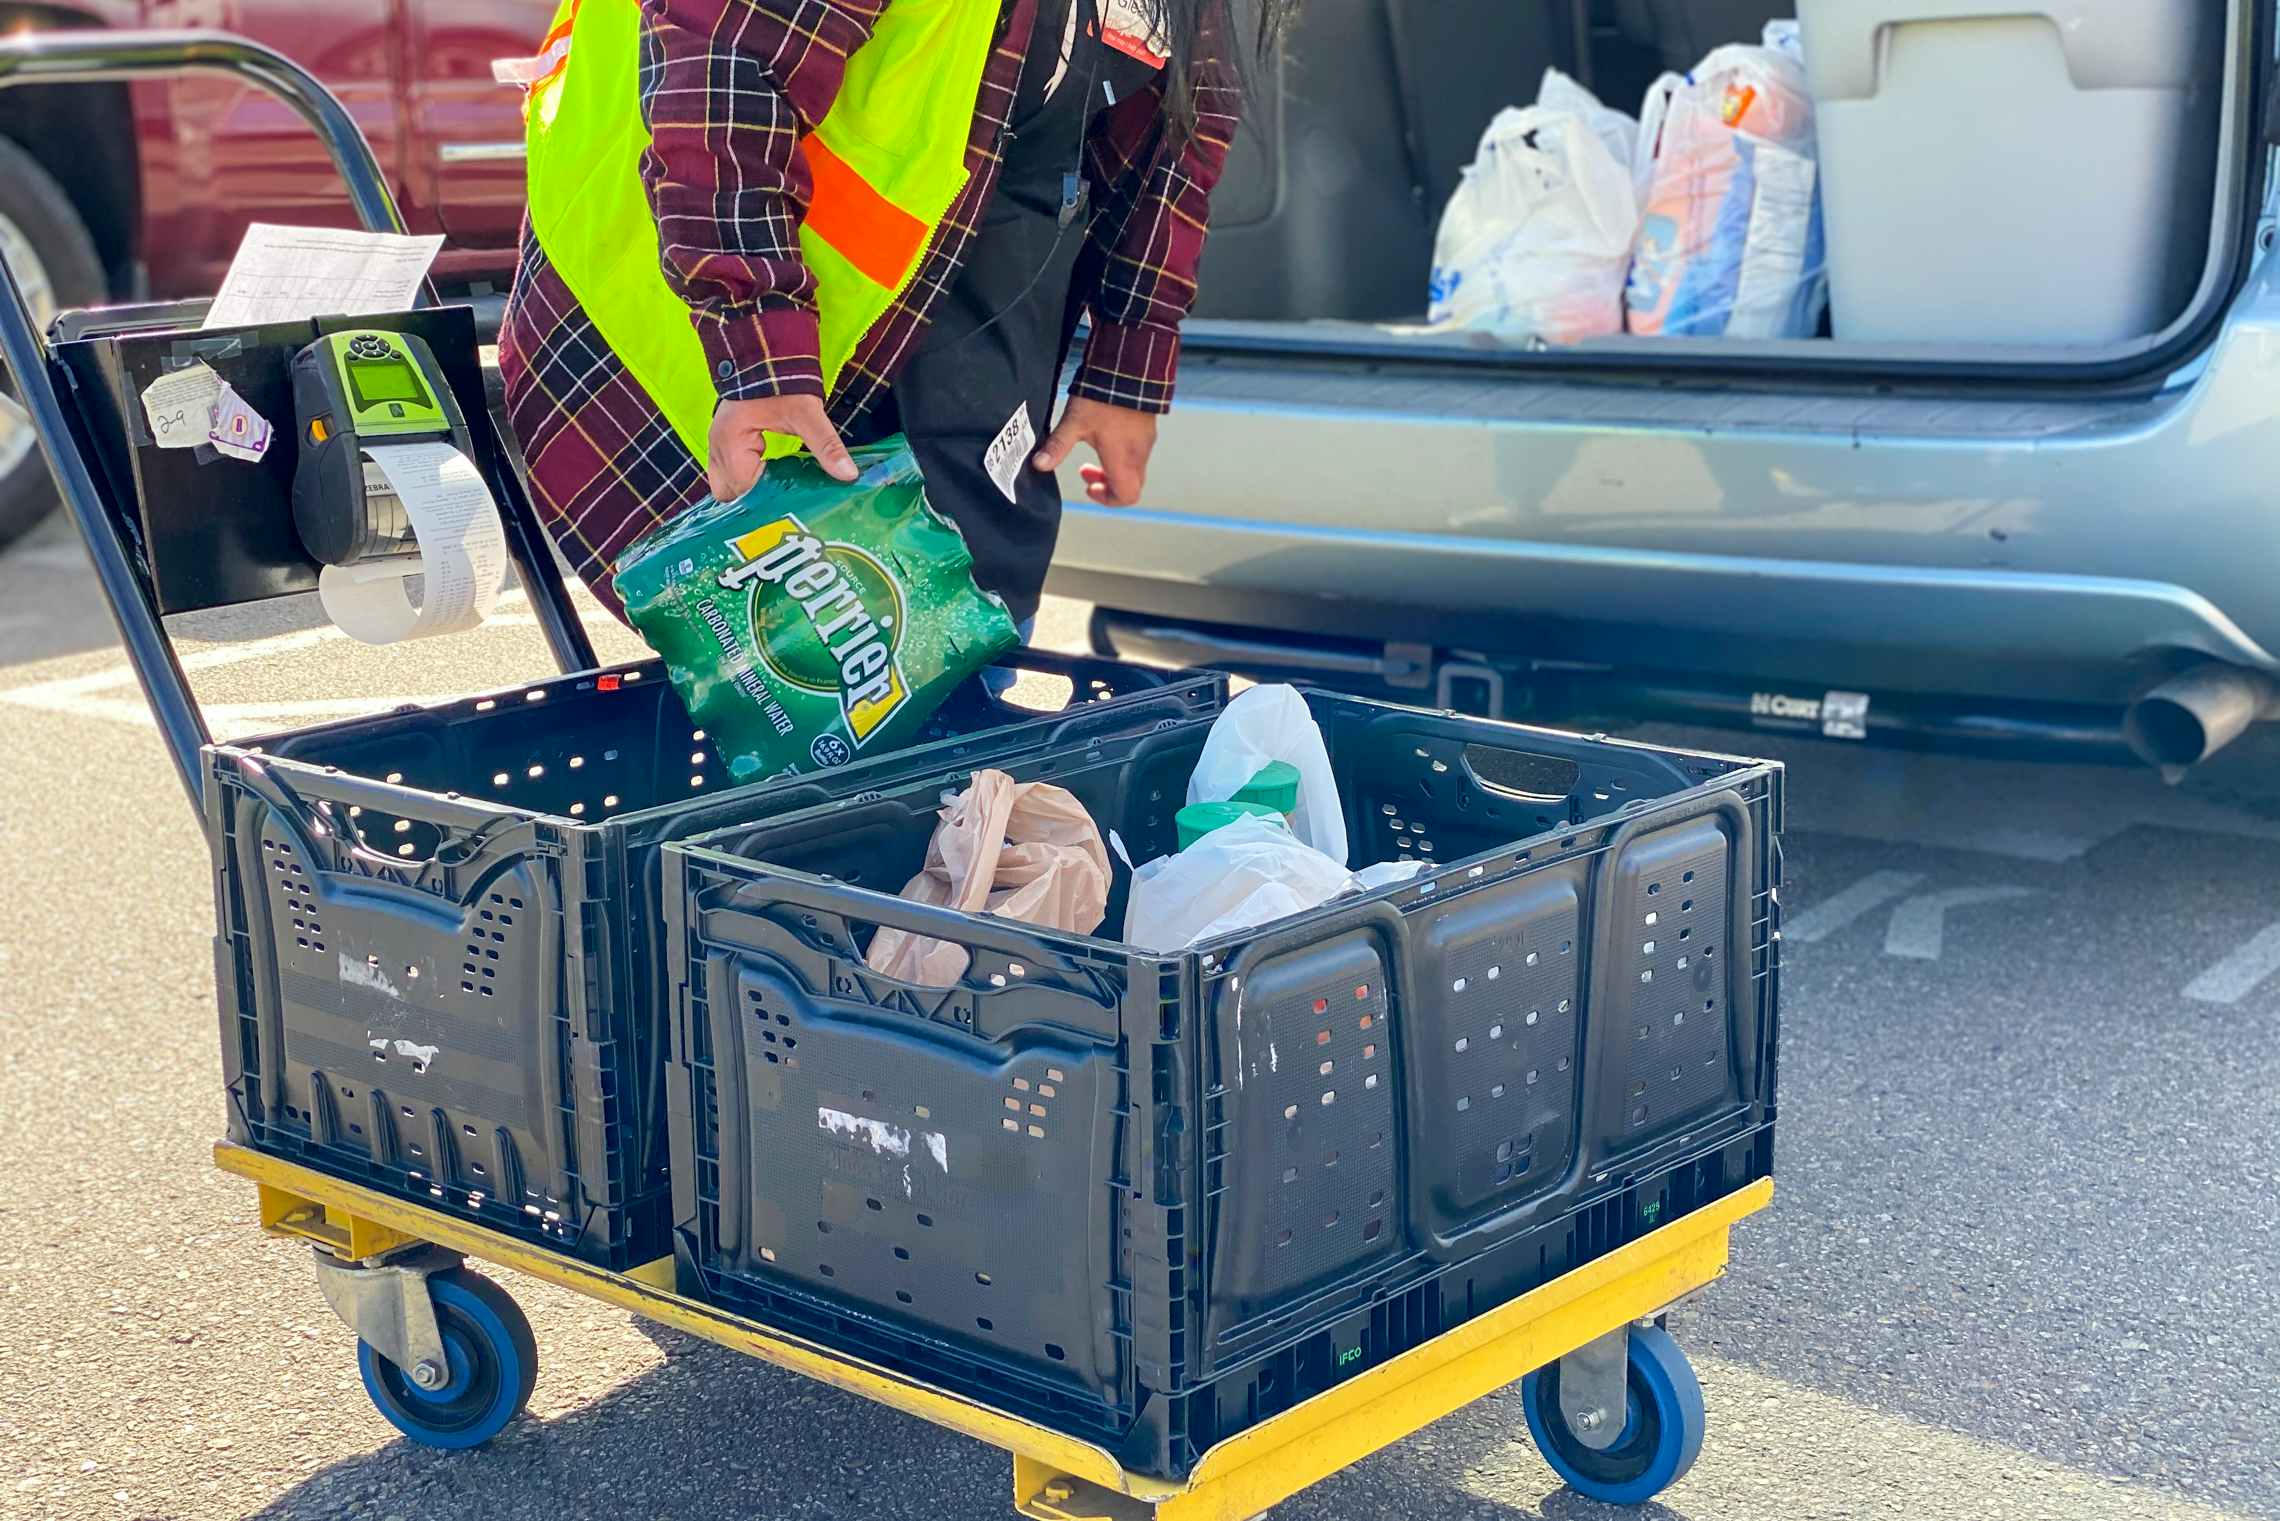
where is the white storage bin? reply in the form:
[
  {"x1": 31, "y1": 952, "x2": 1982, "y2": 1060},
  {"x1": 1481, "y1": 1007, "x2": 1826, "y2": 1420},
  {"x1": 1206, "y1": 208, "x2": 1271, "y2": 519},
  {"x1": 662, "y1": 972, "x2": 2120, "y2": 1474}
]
[{"x1": 1796, "y1": 0, "x2": 2221, "y2": 345}]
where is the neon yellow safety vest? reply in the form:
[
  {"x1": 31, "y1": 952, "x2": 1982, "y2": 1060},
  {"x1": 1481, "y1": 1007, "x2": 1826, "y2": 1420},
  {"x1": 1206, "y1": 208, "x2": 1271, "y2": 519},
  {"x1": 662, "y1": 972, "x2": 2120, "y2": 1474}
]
[{"x1": 522, "y1": 0, "x2": 1001, "y2": 463}]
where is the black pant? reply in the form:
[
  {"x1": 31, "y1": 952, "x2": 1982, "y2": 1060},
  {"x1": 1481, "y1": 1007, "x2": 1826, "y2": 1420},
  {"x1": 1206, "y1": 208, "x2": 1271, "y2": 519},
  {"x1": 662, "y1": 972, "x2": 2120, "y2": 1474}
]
[{"x1": 851, "y1": 2, "x2": 1127, "y2": 626}]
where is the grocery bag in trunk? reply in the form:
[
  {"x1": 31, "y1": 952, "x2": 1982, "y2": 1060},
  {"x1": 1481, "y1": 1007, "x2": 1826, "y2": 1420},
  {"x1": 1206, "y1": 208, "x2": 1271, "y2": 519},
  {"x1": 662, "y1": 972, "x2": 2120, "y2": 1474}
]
[
  {"x1": 1427, "y1": 71, "x2": 1642, "y2": 344},
  {"x1": 1626, "y1": 23, "x2": 1828, "y2": 340}
]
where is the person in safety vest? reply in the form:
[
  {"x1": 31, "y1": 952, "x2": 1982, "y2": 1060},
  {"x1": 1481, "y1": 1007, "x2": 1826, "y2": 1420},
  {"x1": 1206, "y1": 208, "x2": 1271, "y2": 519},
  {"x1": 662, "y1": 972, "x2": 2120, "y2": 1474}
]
[{"x1": 500, "y1": 0, "x2": 1296, "y2": 631}]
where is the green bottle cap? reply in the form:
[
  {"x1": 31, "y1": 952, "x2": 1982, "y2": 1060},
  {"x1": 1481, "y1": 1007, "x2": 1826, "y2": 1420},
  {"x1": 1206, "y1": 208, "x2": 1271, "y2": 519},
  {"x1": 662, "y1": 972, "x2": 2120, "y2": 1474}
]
[
  {"x1": 1231, "y1": 760, "x2": 1302, "y2": 816},
  {"x1": 1176, "y1": 800, "x2": 1283, "y2": 852}
]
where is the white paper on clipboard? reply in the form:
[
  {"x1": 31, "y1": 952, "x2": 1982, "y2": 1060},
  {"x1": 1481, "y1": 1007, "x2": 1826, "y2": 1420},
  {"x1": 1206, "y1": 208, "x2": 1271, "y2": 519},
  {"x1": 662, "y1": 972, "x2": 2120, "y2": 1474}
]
[
  {"x1": 316, "y1": 441, "x2": 508, "y2": 644},
  {"x1": 201, "y1": 224, "x2": 445, "y2": 329}
]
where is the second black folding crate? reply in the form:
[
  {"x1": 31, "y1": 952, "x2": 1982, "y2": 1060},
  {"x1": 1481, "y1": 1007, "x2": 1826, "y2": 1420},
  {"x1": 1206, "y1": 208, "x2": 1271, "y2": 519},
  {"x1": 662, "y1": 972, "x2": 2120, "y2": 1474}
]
[{"x1": 663, "y1": 691, "x2": 1782, "y2": 1477}]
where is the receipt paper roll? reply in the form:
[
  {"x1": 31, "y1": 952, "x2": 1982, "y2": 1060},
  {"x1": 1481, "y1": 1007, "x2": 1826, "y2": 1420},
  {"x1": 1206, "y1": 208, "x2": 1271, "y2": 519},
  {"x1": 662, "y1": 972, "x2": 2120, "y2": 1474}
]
[{"x1": 317, "y1": 441, "x2": 508, "y2": 644}]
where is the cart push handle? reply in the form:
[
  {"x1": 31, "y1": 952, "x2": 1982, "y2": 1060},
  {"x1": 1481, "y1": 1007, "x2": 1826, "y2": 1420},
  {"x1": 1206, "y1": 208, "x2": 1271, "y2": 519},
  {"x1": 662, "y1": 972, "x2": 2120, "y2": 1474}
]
[{"x1": 0, "y1": 30, "x2": 599, "y2": 820}]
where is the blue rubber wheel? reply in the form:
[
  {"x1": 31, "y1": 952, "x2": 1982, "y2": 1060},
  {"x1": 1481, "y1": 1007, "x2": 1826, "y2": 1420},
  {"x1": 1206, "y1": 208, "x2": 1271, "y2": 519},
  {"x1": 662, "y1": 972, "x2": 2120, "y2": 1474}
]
[
  {"x1": 356, "y1": 1269, "x2": 537, "y2": 1450},
  {"x1": 1521, "y1": 1324, "x2": 1706, "y2": 1506}
]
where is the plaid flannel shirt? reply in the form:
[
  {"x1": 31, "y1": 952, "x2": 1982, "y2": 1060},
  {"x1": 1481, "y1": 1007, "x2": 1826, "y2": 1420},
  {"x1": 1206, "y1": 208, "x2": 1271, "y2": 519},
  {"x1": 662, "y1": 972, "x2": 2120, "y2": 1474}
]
[{"x1": 500, "y1": 0, "x2": 1240, "y2": 614}]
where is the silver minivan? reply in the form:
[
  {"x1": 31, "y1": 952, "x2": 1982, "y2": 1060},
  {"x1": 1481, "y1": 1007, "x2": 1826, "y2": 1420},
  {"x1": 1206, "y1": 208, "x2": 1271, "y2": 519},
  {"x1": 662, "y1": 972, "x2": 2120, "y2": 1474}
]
[{"x1": 1058, "y1": 0, "x2": 2280, "y2": 774}]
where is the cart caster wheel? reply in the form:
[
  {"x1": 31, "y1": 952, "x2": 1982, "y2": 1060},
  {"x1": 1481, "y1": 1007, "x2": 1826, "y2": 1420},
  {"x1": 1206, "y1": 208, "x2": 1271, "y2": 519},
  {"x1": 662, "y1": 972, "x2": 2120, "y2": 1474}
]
[
  {"x1": 356, "y1": 1268, "x2": 537, "y2": 1450},
  {"x1": 1521, "y1": 1325, "x2": 1705, "y2": 1506}
]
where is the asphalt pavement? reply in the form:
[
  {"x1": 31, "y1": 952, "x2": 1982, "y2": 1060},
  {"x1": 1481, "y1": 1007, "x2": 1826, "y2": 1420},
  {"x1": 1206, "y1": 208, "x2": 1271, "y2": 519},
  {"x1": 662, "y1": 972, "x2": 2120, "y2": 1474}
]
[{"x1": 1, "y1": 506, "x2": 2275, "y2": 1521}]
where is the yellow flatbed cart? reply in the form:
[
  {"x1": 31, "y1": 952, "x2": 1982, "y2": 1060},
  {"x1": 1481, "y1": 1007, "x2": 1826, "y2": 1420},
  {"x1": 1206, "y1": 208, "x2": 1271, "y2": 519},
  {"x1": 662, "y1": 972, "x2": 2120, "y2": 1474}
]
[{"x1": 223, "y1": 1142, "x2": 1770, "y2": 1519}]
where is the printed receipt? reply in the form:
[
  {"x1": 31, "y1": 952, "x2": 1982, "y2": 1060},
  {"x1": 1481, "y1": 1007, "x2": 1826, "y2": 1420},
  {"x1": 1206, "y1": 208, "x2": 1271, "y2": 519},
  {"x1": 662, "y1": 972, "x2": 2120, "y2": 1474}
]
[
  {"x1": 317, "y1": 442, "x2": 508, "y2": 644},
  {"x1": 202, "y1": 224, "x2": 445, "y2": 330}
]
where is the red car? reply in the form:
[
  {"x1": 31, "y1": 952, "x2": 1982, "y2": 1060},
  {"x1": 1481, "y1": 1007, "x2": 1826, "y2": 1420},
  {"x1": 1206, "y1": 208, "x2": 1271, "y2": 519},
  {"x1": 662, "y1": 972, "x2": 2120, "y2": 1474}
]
[{"x1": 0, "y1": 0, "x2": 545, "y2": 545}]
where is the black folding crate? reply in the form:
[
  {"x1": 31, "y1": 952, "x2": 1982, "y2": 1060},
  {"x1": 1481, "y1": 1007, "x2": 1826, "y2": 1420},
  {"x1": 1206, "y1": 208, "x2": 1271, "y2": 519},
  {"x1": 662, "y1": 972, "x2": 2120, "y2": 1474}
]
[
  {"x1": 207, "y1": 651, "x2": 1225, "y2": 1271},
  {"x1": 664, "y1": 693, "x2": 1781, "y2": 1477}
]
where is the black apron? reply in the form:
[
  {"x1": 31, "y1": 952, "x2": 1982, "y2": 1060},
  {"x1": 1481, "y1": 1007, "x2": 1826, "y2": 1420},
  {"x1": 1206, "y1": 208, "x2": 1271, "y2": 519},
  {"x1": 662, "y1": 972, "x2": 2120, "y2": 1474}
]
[{"x1": 850, "y1": 0, "x2": 1154, "y2": 626}]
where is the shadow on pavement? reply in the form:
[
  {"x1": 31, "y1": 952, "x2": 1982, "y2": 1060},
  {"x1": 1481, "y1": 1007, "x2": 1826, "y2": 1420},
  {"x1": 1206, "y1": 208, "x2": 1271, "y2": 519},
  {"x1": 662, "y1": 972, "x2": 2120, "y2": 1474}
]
[{"x1": 233, "y1": 1326, "x2": 1594, "y2": 1521}]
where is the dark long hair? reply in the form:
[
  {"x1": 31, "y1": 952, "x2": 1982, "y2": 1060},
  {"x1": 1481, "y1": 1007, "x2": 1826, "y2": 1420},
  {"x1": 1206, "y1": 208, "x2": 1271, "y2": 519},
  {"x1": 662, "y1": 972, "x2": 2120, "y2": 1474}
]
[{"x1": 1147, "y1": 0, "x2": 1304, "y2": 144}]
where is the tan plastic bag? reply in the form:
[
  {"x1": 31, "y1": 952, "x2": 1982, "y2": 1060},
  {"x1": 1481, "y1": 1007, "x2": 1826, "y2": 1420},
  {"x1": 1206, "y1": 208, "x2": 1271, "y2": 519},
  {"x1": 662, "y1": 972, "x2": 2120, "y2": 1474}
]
[{"x1": 865, "y1": 769, "x2": 1112, "y2": 987}]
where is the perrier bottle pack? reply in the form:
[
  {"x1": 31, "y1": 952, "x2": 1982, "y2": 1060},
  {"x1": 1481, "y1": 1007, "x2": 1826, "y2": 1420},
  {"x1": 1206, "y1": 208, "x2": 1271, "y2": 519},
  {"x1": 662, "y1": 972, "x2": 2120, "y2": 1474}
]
[{"x1": 615, "y1": 439, "x2": 1019, "y2": 783}]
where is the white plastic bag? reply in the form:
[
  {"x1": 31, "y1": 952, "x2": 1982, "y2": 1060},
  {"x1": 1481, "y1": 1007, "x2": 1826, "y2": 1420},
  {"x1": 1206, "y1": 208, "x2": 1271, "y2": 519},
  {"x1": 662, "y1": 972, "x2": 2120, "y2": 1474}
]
[
  {"x1": 1626, "y1": 23, "x2": 1826, "y2": 340},
  {"x1": 1427, "y1": 70, "x2": 1643, "y2": 345},
  {"x1": 1187, "y1": 684, "x2": 1347, "y2": 865},
  {"x1": 1123, "y1": 814, "x2": 1359, "y2": 952}
]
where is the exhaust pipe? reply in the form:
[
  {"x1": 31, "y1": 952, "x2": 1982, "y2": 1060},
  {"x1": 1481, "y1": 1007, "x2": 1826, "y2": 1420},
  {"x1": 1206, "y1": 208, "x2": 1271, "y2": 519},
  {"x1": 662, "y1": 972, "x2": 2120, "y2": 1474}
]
[{"x1": 2122, "y1": 664, "x2": 2280, "y2": 775}]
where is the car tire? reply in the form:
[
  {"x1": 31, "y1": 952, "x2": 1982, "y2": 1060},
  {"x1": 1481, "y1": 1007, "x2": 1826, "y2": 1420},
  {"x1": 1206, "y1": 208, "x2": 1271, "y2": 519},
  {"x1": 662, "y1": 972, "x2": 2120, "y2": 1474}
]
[{"x1": 0, "y1": 135, "x2": 109, "y2": 551}]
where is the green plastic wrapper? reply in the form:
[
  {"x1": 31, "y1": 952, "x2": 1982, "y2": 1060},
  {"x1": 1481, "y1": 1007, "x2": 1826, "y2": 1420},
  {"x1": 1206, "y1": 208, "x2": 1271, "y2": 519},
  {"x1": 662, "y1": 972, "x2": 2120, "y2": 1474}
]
[{"x1": 613, "y1": 438, "x2": 1020, "y2": 784}]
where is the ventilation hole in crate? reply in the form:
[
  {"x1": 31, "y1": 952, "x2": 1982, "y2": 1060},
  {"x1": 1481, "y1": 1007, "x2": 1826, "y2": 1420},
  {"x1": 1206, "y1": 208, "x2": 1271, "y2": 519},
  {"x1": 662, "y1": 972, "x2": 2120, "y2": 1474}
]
[
  {"x1": 1275, "y1": 1230, "x2": 1293, "y2": 1248},
  {"x1": 1002, "y1": 1118, "x2": 1019, "y2": 1132},
  {"x1": 480, "y1": 986, "x2": 493, "y2": 998},
  {"x1": 864, "y1": 1198, "x2": 883, "y2": 1213},
  {"x1": 349, "y1": 1123, "x2": 362, "y2": 1136},
  {"x1": 1702, "y1": 945, "x2": 1714, "y2": 960},
  {"x1": 1311, "y1": 997, "x2": 1328, "y2": 1015},
  {"x1": 1488, "y1": 1023, "x2": 1503, "y2": 1040},
  {"x1": 1283, "y1": 1104, "x2": 1299, "y2": 1121},
  {"x1": 603, "y1": 795, "x2": 620, "y2": 808},
  {"x1": 914, "y1": 1105, "x2": 931, "y2": 1120},
  {"x1": 1281, "y1": 1166, "x2": 1298, "y2": 1184},
  {"x1": 1359, "y1": 1013, "x2": 1374, "y2": 1031},
  {"x1": 1524, "y1": 951, "x2": 1538, "y2": 967},
  {"x1": 1027, "y1": 1124, "x2": 1045, "y2": 1139},
  {"x1": 691, "y1": 751, "x2": 707, "y2": 766},
  {"x1": 1647, "y1": 882, "x2": 1662, "y2": 896},
  {"x1": 1355, "y1": 983, "x2": 1371, "y2": 1000},
  {"x1": 1557, "y1": 1056, "x2": 1571, "y2": 1073},
  {"x1": 1453, "y1": 1037, "x2": 1468, "y2": 1054},
  {"x1": 862, "y1": 1089, "x2": 877, "y2": 1102},
  {"x1": 397, "y1": 844, "x2": 416, "y2": 857},
  {"x1": 1558, "y1": 998, "x2": 1571, "y2": 1013},
  {"x1": 895, "y1": 1290, "x2": 914, "y2": 1305},
  {"x1": 1365, "y1": 1073, "x2": 1379, "y2": 1089},
  {"x1": 1704, "y1": 998, "x2": 1717, "y2": 1012},
  {"x1": 1028, "y1": 1103, "x2": 1046, "y2": 1118},
  {"x1": 1640, "y1": 969, "x2": 1654, "y2": 984},
  {"x1": 1034, "y1": 1085, "x2": 1053, "y2": 1100},
  {"x1": 1320, "y1": 1089, "x2": 1336, "y2": 1106},
  {"x1": 1679, "y1": 927, "x2": 1692, "y2": 941},
  {"x1": 1452, "y1": 976, "x2": 1468, "y2": 993},
  {"x1": 1013, "y1": 1077, "x2": 1031, "y2": 1092},
  {"x1": 1490, "y1": 1083, "x2": 1505, "y2": 1099},
  {"x1": 1677, "y1": 955, "x2": 1689, "y2": 970},
  {"x1": 1526, "y1": 1068, "x2": 1539, "y2": 1086},
  {"x1": 690, "y1": 775, "x2": 705, "y2": 789},
  {"x1": 976, "y1": 1316, "x2": 995, "y2": 1331},
  {"x1": 819, "y1": 1264, "x2": 835, "y2": 1278},
  {"x1": 1044, "y1": 1343, "x2": 1066, "y2": 1362},
  {"x1": 408, "y1": 1144, "x2": 424, "y2": 1159},
  {"x1": 1315, "y1": 1028, "x2": 1332, "y2": 1047},
  {"x1": 1683, "y1": 899, "x2": 1696, "y2": 914},
  {"x1": 916, "y1": 1214, "x2": 933, "y2": 1228},
  {"x1": 1318, "y1": 1060, "x2": 1334, "y2": 1078},
  {"x1": 1003, "y1": 1097, "x2": 1021, "y2": 1112}
]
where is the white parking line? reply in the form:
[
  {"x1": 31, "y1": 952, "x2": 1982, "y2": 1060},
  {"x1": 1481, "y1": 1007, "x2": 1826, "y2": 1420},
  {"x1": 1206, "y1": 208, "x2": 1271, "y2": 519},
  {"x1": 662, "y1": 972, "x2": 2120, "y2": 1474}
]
[
  {"x1": 2184, "y1": 920, "x2": 2280, "y2": 1006},
  {"x1": 1782, "y1": 870, "x2": 1926, "y2": 944},
  {"x1": 1884, "y1": 886, "x2": 2040, "y2": 961}
]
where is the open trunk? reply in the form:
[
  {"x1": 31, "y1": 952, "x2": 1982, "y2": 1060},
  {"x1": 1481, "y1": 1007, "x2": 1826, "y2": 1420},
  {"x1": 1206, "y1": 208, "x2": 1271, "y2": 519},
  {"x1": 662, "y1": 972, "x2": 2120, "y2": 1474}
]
[{"x1": 1187, "y1": 0, "x2": 2265, "y2": 392}]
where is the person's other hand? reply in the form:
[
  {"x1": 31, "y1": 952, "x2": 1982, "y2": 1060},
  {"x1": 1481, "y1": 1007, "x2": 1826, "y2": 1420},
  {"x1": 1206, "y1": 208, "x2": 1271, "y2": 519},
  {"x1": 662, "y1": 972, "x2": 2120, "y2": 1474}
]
[
  {"x1": 1031, "y1": 397, "x2": 1158, "y2": 507},
  {"x1": 708, "y1": 394, "x2": 857, "y2": 501}
]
